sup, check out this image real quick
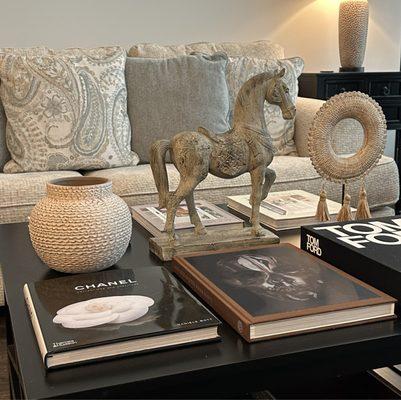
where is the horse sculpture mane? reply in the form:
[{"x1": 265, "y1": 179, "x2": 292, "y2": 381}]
[
  {"x1": 234, "y1": 71, "x2": 276, "y2": 112},
  {"x1": 150, "y1": 69, "x2": 296, "y2": 241}
]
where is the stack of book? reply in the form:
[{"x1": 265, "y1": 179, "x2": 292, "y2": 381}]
[
  {"x1": 24, "y1": 267, "x2": 220, "y2": 369},
  {"x1": 227, "y1": 190, "x2": 350, "y2": 230},
  {"x1": 173, "y1": 244, "x2": 395, "y2": 342},
  {"x1": 131, "y1": 200, "x2": 243, "y2": 236}
]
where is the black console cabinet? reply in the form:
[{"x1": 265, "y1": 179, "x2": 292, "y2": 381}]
[{"x1": 299, "y1": 71, "x2": 401, "y2": 212}]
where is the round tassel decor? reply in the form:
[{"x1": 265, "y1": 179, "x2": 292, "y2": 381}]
[{"x1": 308, "y1": 92, "x2": 386, "y2": 222}]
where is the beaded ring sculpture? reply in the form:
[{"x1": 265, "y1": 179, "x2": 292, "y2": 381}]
[{"x1": 308, "y1": 92, "x2": 387, "y2": 222}]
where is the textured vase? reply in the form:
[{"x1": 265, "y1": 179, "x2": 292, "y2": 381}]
[
  {"x1": 339, "y1": 0, "x2": 369, "y2": 72},
  {"x1": 29, "y1": 177, "x2": 132, "y2": 273}
]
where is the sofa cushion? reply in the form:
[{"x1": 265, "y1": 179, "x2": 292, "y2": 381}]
[
  {"x1": 125, "y1": 53, "x2": 231, "y2": 162},
  {"x1": 128, "y1": 40, "x2": 284, "y2": 60},
  {"x1": 0, "y1": 101, "x2": 9, "y2": 170},
  {"x1": 0, "y1": 170, "x2": 82, "y2": 224},
  {"x1": 84, "y1": 155, "x2": 398, "y2": 210},
  {"x1": 226, "y1": 56, "x2": 304, "y2": 155},
  {"x1": 0, "y1": 46, "x2": 138, "y2": 173}
]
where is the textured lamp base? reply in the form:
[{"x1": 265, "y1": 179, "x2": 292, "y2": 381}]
[
  {"x1": 339, "y1": 0, "x2": 369, "y2": 72},
  {"x1": 149, "y1": 227, "x2": 279, "y2": 261}
]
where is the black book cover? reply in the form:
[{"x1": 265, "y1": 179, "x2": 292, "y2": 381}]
[
  {"x1": 301, "y1": 216, "x2": 401, "y2": 304},
  {"x1": 24, "y1": 266, "x2": 220, "y2": 359}
]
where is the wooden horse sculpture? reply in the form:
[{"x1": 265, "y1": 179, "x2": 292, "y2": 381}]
[{"x1": 150, "y1": 69, "x2": 296, "y2": 241}]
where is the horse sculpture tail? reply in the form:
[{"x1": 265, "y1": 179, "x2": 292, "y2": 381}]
[{"x1": 150, "y1": 140, "x2": 170, "y2": 208}]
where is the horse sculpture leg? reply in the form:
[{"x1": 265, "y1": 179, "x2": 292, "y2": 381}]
[
  {"x1": 261, "y1": 167, "x2": 276, "y2": 200},
  {"x1": 249, "y1": 166, "x2": 266, "y2": 236},
  {"x1": 185, "y1": 192, "x2": 206, "y2": 235},
  {"x1": 165, "y1": 177, "x2": 205, "y2": 241}
]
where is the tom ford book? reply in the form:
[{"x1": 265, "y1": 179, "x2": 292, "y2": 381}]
[
  {"x1": 24, "y1": 267, "x2": 220, "y2": 369},
  {"x1": 301, "y1": 216, "x2": 401, "y2": 305},
  {"x1": 173, "y1": 244, "x2": 395, "y2": 342}
]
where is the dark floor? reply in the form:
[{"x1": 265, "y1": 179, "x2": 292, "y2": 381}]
[{"x1": 0, "y1": 315, "x2": 9, "y2": 400}]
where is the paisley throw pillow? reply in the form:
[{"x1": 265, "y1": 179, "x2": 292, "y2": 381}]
[
  {"x1": 226, "y1": 56, "x2": 304, "y2": 155},
  {"x1": 0, "y1": 47, "x2": 138, "y2": 173}
]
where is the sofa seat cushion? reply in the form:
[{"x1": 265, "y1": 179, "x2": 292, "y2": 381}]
[
  {"x1": 0, "y1": 170, "x2": 82, "y2": 224},
  {"x1": 84, "y1": 155, "x2": 399, "y2": 210}
]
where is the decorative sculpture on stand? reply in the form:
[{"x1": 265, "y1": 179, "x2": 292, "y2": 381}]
[
  {"x1": 308, "y1": 91, "x2": 387, "y2": 222},
  {"x1": 149, "y1": 69, "x2": 296, "y2": 260}
]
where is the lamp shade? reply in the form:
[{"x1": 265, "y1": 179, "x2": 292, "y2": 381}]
[{"x1": 339, "y1": 0, "x2": 369, "y2": 72}]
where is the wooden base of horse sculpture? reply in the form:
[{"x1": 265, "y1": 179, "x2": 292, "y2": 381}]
[{"x1": 149, "y1": 226, "x2": 279, "y2": 261}]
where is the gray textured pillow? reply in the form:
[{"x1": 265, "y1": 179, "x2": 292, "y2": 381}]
[{"x1": 126, "y1": 53, "x2": 231, "y2": 162}]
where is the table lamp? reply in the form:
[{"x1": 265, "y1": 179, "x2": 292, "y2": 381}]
[{"x1": 338, "y1": 0, "x2": 369, "y2": 72}]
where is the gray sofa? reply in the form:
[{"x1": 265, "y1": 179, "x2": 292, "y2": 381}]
[{"x1": 1, "y1": 95, "x2": 398, "y2": 224}]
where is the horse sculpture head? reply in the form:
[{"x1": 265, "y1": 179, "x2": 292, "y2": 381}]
[{"x1": 265, "y1": 68, "x2": 296, "y2": 120}]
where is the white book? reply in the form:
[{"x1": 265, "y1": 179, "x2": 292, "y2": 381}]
[
  {"x1": 131, "y1": 200, "x2": 243, "y2": 237},
  {"x1": 227, "y1": 190, "x2": 354, "y2": 231}
]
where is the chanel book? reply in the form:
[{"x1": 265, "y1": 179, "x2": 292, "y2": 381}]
[
  {"x1": 131, "y1": 200, "x2": 243, "y2": 236},
  {"x1": 227, "y1": 190, "x2": 350, "y2": 230},
  {"x1": 24, "y1": 267, "x2": 220, "y2": 369},
  {"x1": 173, "y1": 244, "x2": 395, "y2": 342},
  {"x1": 301, "y1": 216, "x2": 401, "y2": 305}
]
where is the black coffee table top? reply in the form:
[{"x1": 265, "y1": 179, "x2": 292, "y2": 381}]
[{"x1": 2, "y1": 221, "x2": 401, "y2": 399}]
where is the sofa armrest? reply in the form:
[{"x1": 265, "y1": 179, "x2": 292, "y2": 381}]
[{"x1": 294, "y1": 97, "x2": 365, "y2": 157}]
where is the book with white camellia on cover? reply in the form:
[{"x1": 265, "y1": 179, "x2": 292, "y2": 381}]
[{"x1": 24, "y1": 267, "x2": 220, "y2": 369}]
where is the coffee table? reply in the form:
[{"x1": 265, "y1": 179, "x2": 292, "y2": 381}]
[{"x1": 2, "y1": 217, "x2": 401, "y2": 399}]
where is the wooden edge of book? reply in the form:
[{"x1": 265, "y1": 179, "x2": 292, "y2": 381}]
[
  {"x1": 173, "y1": 255, "x2": 256, "y2": 342},
  {"x1": 173, "y1": 243, "x2": 396, "y2": 342}
]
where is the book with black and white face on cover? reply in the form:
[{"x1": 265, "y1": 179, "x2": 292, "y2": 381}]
[
  {"x1": 23, "y1": 267, "x2": 220, "y2": 369},
  {"x1": 227, "y1": 190, "x2": 352, "y2": 230},
  {"x1": 173, "y1": 244, "x2": 396, "y2": 342},
  {"x1": 131, "y1": 200, "x2": 243, "y2": 236}
]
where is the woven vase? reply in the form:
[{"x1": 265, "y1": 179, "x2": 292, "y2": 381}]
[
  {"x1": 339, "y1": 0, "x2": 369, "y2": 72},
  {"x1": 29, "y1": 177, "x2": 132, "y2": 273}
]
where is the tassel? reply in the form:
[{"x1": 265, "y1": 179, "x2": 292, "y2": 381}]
[
  {"x1": 337, "y1": 193, "x2": 353, "y2": 222},
  {"x1": 356, "y1": 186, "x2": 371, "y2": 220},
  {"x1": 316, "y1": 188, "x2": 331, "y2": 222}
]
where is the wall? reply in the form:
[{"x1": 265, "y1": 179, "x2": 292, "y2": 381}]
[
  {"x1": 0, "y1": 0, "x2": 399, "y2": 154},
  {"x1": 1, "y1": 0, "x2": 400, "y2": 72}
]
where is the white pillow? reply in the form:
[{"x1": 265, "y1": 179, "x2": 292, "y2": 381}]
[{"x1": 0, "y1": 47, "x2": 138, "y2": 173}]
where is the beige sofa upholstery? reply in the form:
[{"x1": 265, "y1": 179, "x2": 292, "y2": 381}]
[{"x1": 84, "y1": 155, "x2": 398, "y2": 212}]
